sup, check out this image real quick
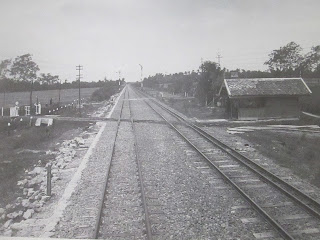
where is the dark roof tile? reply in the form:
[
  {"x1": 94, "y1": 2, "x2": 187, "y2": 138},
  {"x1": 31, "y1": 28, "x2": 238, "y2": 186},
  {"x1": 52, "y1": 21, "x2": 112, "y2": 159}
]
[{"x1": 224, "y1": 78, "x2": 311, "y2": 97}]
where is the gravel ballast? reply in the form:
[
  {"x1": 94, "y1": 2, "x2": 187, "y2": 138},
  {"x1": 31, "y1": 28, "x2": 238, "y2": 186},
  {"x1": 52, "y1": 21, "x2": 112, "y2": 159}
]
[{"x1": 98, "y1": 121, "x2": 146, "y2": 239}]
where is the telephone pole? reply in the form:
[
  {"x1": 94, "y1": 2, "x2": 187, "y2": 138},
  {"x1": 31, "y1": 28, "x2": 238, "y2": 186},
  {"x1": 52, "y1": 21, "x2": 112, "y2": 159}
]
[
  {"x1": 139, "y1": 64, "x2": 143, "y2": 81},
  {"x1": 116, "y1": 70, "x2": 121, "y2": 85},
  {"x1": 217, "y1": 53, "x2": 222, "y2": 67},
  {"x1": 58, "y1": 78, "x2": 61, "y2": 106},
  {"x1": 76, "y1": 65, "x2": 83, "y2": 116}
]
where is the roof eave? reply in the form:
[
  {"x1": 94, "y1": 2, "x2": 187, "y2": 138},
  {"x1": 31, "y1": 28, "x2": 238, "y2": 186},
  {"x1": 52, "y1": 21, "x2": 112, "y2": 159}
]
[{"x1": 228, "y1": 93, "x2": 311, "y2": 99}]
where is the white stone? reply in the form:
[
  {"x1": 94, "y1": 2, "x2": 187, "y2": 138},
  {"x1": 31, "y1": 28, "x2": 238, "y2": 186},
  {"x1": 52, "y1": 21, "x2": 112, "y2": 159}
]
[
  {"x1": 32, "y1": 201, "x2": 41, "y2": 209},
  {"x1": 23, "y1": 209, "x2": 34, "y2": 219},
  {"x1": 16, "y1": 197, "x2": 23, "y2": 202},
  {"x1": 17, "y1": 179, "x2": 28, "y2": 186},
  {"x1": 35, "y1": 195, "x2": 42, "y2": 201},
  {"x1": 23, "y1": 188, "x2": 28, "y2": 195},
  {"x1": 10, "y1": 222, "x2": 23, "y2": 230},
  {"x1": 4, "y1": 219, "x2": 13, "y2": 228},
  {"x1": 21, "y1": 199, "x2": 30, "y2": 208},
  {"x1": 0, "y1": 208, "x2": 5, "y2": 215},
  {"x1": 74, "y1": 137, "x2": 85, "y2": 145},
  {"x1": 3, "y1": 229, "x2": 12, "y2": 236},
  {"x1": 7, "y1": 212, "x2": 19, "y2": 219},
  {"x1": 5, "y1": 204, "x2": 13, "y2": 210},
  {"x1": 27, "y1": 188, "x2": 35, "y2": 197},
  {"x1": 28, "y1": 166, "x2": 43, "y2": 175},
  {"x1": 27, "y1": 176, "x2": 43, "y2": 188}
]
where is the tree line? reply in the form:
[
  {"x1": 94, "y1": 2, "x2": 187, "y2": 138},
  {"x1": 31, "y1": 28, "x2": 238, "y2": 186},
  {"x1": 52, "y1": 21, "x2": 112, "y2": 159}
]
[
  {"x1": 0, "y1": 53, "x2": 122, "y2": 108},
  {"x1": 0, "y1": 54, "x2": 115, "y2": 93},
  {"x1": 142, "y1": 42, "x2": 320, "y2": 105}
]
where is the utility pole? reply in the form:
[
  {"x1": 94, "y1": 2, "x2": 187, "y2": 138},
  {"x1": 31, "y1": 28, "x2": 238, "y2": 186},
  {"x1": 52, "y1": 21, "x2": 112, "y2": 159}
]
[
  {"x1": 200, "y1": 57, "x2": 204, "y2": 75},
  {"x1": 76, "y1": 65, "x2": 83, "y2": 116},
  {"x1": 139, "y1": 64, "x2": 143, "y2": 81},
  {"x1": 217, "y1": 53, "x2": 223, "y2": 67},
  {"x1": 116, "y1": 70, "x2": 121, "y2": 84},
  {"x1": 139, "y1": 64, "x2": 143, "y2": 88},
  {"x1": 58, "y1": 78, "x2": 61, "y2": 106}
]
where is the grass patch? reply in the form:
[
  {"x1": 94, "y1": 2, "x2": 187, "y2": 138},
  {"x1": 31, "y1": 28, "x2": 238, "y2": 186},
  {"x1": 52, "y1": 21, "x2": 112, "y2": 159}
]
[{"x1": 240, "y1": 130, "x2": 320, "y2": 188}]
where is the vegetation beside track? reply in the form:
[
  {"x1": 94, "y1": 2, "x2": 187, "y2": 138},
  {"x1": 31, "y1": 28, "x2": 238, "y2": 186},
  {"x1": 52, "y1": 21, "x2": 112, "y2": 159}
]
[
  {"x1": 90, "y1": 83, "x2": 122, "y2": 102},
  {"x1": 0, "y1": 118, "x2": 93, "y2": 210},
  {"x1": 239, "y1": 128, "x2": 320, "y2": 188}
]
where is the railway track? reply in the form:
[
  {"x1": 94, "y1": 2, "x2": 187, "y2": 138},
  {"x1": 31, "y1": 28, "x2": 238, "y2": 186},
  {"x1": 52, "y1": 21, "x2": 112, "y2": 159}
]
[
  {"x1": 95, "y1": 87, "x2": 150, "y2": 239},
  {"x1": 133, "y1": 86, "x2": 320, "y2": 240}
]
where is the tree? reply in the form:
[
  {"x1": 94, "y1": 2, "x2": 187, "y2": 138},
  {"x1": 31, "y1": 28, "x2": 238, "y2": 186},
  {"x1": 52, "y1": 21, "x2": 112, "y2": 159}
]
[
  {"x1": 303, "y1": 45, "x2": 320, "y2": 72},
  {"x1": 196, "y1": 61, "x2": 224, "y2": 105},
  {"x1": 265, "y1": 42, "x2": 320, "y2": 77},
  {"x1": 10, "y1": 54, "x2": 39, "y2": 109},
  {"x1": 265, "y1": 42, "x2": 303, "y2": 77},
  {"x1": 38, "y1": 73, "x2": 59, "y2": 85},
  {"x1": 0, "y1": 59, "x2": 11, "y2": 79},
  {"x1": 0, "y1": 59, "x2": 11, "y2": 106}
]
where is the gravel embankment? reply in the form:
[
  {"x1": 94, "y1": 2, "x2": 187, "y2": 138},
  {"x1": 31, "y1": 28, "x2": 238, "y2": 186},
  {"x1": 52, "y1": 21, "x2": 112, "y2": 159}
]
[
  {"x1": 98, "y1": 121, "x2": 146, "y2": 239},
  {"x1": 134, "y1": 122, "x2": 277, "y2": 239},
  {"x1": 110, "y1": 87, "x2": 127, "y2": 119},
  {"x1": 53, "y1": 121, "x2": 118, "y2": 238}
]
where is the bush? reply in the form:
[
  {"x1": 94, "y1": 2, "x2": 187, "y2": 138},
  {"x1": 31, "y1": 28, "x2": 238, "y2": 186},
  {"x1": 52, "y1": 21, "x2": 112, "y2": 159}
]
[
  {"x1": 91, "y1": 86, "x2": 120, "y2": 102},
  {"x1": 300, "y1": 86, "x2": 320, "y2": 114}
]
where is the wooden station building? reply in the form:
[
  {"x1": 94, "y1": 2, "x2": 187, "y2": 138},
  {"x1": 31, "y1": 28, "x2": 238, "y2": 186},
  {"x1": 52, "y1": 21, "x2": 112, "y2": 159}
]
[{"x1": 218, "y1": 78, "x2": 312, "y2": 120}]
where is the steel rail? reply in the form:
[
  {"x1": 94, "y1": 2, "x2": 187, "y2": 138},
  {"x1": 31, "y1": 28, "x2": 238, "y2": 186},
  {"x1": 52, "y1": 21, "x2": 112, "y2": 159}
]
[
  {"x1": 132, "y1": 88, "x2": 293, "y2": 240},
  {"x1": 127, "y1": 88, "x2": 153, "y2": 240},
  {"x1": 137, "y1": 88, "x2": 320, "y2": 218},
  {"x1": 94, "y1": 87, "x2": 127, "y2": 239}
]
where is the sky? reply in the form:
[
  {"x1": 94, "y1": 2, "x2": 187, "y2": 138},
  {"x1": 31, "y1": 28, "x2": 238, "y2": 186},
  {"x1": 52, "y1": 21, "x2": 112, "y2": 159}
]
[{"x1": 0, "y1": 0, "x2": 320, "y2": 82}]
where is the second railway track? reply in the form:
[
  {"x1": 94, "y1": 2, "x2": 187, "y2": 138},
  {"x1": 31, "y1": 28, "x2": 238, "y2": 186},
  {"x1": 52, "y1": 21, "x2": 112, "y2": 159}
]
[{"x1": 133, "y1": 86, "x2": 320, "y2": 240}]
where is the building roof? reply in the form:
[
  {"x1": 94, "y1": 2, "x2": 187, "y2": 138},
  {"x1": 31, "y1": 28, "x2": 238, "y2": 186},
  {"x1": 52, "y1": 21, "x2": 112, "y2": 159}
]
[{"x1": 223, "y1": 78, "x2": 312, "y2": 98}]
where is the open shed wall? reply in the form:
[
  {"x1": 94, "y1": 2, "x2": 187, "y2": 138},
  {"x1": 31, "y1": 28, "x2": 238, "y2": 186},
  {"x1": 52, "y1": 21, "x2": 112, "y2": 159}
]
[{"x1": 236, "y1": 97, "x2": 300, "y2": 120}]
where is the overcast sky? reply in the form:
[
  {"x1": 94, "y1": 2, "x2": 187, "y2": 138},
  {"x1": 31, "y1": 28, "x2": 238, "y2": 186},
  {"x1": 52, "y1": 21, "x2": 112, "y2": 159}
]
[{"x1": 1, "y1": 0, "x2": 320, "y2": 82}]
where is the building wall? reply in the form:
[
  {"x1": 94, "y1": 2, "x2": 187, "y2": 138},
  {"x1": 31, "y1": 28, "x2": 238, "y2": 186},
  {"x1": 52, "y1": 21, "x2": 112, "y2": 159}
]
[{"x1": 236, "y1": 97, "x2": 300, "y2": 120}]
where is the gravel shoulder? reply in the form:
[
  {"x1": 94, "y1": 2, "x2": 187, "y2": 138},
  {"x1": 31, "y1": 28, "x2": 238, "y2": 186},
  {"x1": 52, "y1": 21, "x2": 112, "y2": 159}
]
[{"x1": 53, "y1": 121, "x2": 118, "y2": 238}]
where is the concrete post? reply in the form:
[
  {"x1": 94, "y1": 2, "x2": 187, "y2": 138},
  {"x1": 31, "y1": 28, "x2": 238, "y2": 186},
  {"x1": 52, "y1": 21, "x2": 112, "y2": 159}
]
[{"x1": 47, "y1": 164, "x2": 52, "y2": 196}]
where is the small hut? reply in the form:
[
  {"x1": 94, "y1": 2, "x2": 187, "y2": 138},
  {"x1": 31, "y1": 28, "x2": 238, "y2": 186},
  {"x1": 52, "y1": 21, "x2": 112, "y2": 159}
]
[{"x1": 218, "y1": 78, "x2": 312, "y2": 120}]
